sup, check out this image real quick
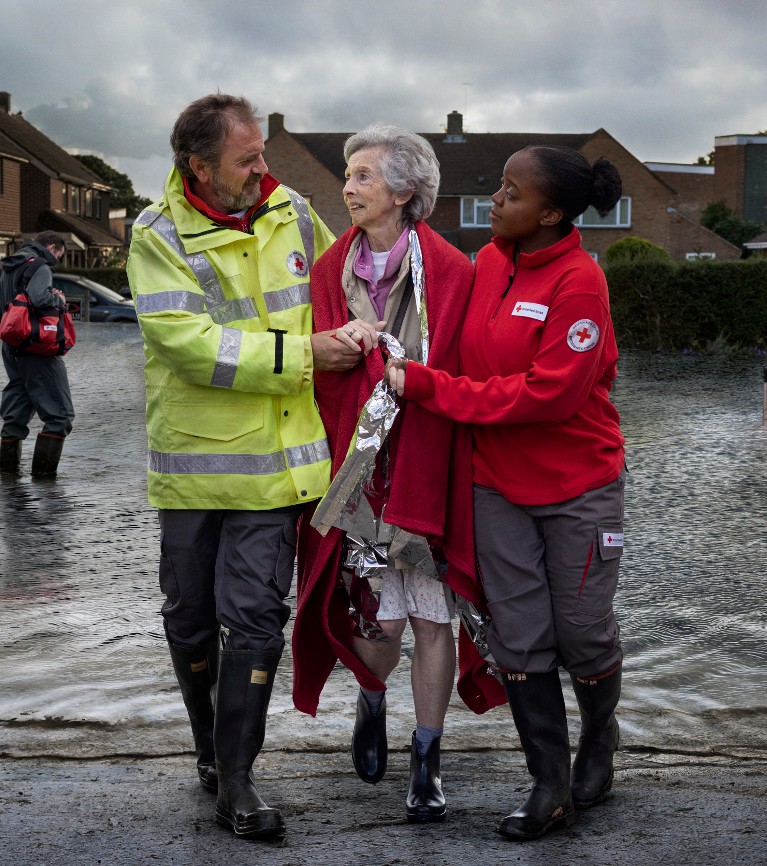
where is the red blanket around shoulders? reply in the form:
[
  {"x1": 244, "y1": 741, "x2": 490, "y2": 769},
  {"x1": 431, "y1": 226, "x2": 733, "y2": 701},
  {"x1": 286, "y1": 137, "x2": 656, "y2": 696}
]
[{"x1": 292, "y1": 222, "x2": 506, "y2": 716}]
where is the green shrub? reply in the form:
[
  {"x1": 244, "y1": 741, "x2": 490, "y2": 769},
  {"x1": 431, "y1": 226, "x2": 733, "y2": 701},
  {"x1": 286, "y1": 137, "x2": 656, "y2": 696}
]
[
  {"x1": 606, "y1": 258, "x2": 767, "y2": 351},
  {"x1": 605, "y1": 236, "x2": 672, "y2": 267}
]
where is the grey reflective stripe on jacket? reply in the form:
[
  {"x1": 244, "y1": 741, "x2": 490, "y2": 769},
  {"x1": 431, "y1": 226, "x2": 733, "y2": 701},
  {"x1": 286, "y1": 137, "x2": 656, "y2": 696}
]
[
  {"x1": 148, "y1": 438, "x2": 331, "y2": 475},
  {"x1": 211, "y1": 327, "x2": 242, "y2": 389},
  {"x1": 132, "y1": 211, "x2": 244, "y2": 324},
  {"x1": 284, "y1": 186, "x2": 315, "y2": 269},
  {"x1": 265, "y1": 283, "x2": 311, "y2": 313}
]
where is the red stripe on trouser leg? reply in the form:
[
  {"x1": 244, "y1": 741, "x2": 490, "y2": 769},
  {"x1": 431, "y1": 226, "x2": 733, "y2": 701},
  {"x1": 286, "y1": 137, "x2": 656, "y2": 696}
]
[{"x1": 577, "y1": 542, "x2": 594, "y2": 599}]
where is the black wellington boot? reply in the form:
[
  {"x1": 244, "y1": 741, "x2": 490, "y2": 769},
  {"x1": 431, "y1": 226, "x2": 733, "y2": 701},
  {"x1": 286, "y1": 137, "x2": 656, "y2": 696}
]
[
  {"x1": 498, "y1": 671, "x2": 575, "y2": 841},
  {"x1": 406, "y1": 731, "x2": 446, "y2": 822},
  {"x1": 351, "y1": 690, "x2": 387, "y2": 783},
  {"x1": 0, "y1": 438, "x2": 22, "y2": 473},
  {"x1": 31, "y1": 432, "x2": 65, "y2": 477},
  {"x1": 166, "y1": 629, "x2": 220, "y2": 793},
  {"x1": 570, "y1": 666, "x2": 622, "y2": 809},
  {"x1": 214, "y1": 648, "x2": 285, "y2": 839}
]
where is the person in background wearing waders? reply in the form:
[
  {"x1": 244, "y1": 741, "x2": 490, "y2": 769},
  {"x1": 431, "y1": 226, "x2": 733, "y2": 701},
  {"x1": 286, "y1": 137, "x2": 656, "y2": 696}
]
[
  {"x1": 0, "y1": 230, "x2": 74, "y2": 477},
  {"x1": 386, "y1": 145, "x2": 626, "y2": 840},
  {"x1": 127, "y1": 93, "x2": 362, "y2": 841}
]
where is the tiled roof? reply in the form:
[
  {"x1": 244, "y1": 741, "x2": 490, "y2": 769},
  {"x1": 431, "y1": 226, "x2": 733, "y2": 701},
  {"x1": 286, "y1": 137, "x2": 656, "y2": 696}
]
[
  {"x1": 424, "y1": 132, "x2": 593, "y2": 195},
  {"x1": 0, "y1": 129, "x2": 29, "y2": 161},
  {"x1": 41, "y1": 210, "x2": 124, "y2": 247},
  {"x1": 291, "y1": 133, "x2": 350, "y2": 181},
  {"x1": 291, "y1": 130, "x2": 594, "y2": 195},
  {"x1": 0, "y1": 110, "x2": 104, "y2": 186}
]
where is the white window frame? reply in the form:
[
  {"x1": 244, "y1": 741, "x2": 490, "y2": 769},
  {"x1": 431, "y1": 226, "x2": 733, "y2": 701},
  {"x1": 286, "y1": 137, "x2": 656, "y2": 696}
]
[
  {"x1": 461, "y1": 197, "x2": 492, "y2": 228},
  {"x1": 575, "y1": 196, "x2": 631, "y2": 228}
]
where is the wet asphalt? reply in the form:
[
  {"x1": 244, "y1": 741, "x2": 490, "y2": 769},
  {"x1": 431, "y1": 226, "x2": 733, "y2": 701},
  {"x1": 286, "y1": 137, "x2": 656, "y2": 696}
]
[{"x1": 2, "y1": 750, "x2": 765, "y2": 866}]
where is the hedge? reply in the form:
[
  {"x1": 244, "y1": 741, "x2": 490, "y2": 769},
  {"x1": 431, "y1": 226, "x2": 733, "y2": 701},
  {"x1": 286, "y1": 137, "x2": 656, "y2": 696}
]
[
  {"x1": 605, "y1": 259, "x2": 767, "y2": 351},
  {"x1": 65, "y1": 260, "x2": 767, "y2": 352}
]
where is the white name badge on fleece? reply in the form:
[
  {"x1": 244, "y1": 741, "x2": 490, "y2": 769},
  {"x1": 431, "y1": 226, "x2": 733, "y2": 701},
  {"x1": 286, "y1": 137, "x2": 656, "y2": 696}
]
[{"x1": 511, "y1": 301, "x2": 549, "y2": 321}]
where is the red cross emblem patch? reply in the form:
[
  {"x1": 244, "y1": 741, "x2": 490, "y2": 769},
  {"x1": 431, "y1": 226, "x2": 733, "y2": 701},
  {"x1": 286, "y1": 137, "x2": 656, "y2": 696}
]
[
  {"x1": 286, "y1": 250, "x2": 309, "y2": 277},
  {"x1": 566, "y1": 319, "x2": 600, "y2": 352}
]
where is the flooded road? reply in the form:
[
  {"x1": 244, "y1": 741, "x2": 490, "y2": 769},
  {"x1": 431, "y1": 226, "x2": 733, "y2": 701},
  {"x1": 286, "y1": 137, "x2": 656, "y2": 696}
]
[{"x1": 1, "y1": 326, "x2": 765, "y2": 760}]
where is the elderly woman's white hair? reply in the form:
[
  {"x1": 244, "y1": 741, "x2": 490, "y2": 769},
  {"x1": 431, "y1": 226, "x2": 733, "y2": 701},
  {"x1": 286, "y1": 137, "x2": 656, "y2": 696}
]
[{"x1": 343, "y1": 124, "x2": 440, "y2": 223}]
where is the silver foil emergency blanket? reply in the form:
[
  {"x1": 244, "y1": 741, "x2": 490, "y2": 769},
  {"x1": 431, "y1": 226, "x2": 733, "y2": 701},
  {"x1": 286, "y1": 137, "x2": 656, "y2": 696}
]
[
  {"x1": 455, "y1": 596, "x2": 500, "y2": 675},
  {"x1": 310, "y1": 330, "x2": 437, "y2": 638}
]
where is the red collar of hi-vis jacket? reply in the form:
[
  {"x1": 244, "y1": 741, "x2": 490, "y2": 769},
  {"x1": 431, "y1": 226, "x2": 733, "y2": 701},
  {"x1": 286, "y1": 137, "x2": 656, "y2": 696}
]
[{"x1": 182, "y1": 173, "x2": 280, "y2": 231}]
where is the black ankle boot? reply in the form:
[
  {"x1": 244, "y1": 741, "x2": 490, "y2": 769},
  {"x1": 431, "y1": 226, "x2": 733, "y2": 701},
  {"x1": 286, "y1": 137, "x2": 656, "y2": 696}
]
[
  {"x1": 406, "y1": 731, "x2": 446, "y2": 822},
  {"x1": 570, "y1": 666, "x2": 621, "y2": 809},
  {"x1": 498, "y1": 671, "x2": 575, "y2": 841},
  {"x1": 31, "y1": 432, "x2": 64, "y2": 477},
  {"x1": 0, "y1": 438, "x2": 22, "y2": 473},
  {"x1": 166, "y1": 629, "x2": 220, "y2": 793},
  {"x1": 214, "y1": 647, "x2": 284, "y2": 839},
  {"x1": 351, "y1": 690, "x2": 387, "y2": 783}
]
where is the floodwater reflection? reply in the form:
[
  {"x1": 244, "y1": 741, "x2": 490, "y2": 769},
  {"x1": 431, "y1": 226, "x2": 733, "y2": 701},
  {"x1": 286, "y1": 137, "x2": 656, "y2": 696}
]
[{"x1": 0, "y1": 329, "x2": 765, "y2": 758}]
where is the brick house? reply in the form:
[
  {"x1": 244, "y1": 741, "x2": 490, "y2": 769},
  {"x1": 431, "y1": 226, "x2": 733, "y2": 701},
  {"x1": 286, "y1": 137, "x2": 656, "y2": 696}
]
[
  {"x1": 638, "y1": 162, "x2": 741, "y2": 261},
  {"x1": 713, "y1": 134, "x2": 767, "y2": 223},
  {"x1": 265, "y1": 110, "x2": 741, "y2": 262},
  {"x1": 0, "y1": 129, "x2": 30, "y2": 259},
  {"x1": 0, "y1": 91, "x2": 123, "y2": 266}
]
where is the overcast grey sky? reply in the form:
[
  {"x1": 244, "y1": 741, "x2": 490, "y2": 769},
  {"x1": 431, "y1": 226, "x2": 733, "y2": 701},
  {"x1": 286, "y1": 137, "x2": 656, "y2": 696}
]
[{"x1": 3, "y1": 0, "x2": 765, "y2": 199}]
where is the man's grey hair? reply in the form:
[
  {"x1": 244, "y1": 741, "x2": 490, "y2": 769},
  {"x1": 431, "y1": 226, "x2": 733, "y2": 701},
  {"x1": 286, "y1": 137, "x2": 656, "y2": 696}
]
[{"x1": 343, "y1": 124, "x2": 440, "y2": 222}]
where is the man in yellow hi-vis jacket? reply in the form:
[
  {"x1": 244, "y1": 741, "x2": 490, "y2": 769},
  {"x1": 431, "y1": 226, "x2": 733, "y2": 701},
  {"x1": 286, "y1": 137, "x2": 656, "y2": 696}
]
[{"x1": 127, "y1": 94, "x2": 363, "y2": 841}]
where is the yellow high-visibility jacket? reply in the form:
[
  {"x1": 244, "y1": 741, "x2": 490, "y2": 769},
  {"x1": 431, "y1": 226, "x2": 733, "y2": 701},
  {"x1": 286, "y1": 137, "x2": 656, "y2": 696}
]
[{"x1": 127, "y1": 169, "x2": 335, "y2": 510}]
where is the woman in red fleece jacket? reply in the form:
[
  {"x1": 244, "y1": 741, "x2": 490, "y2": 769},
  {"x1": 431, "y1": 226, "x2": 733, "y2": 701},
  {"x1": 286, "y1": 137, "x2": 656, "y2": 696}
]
[{"x1": 386, "y1": 145, "x2": 626, "y2": 841}]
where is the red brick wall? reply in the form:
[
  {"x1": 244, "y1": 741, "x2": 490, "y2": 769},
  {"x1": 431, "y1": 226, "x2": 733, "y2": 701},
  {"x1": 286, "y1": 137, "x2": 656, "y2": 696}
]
[
  {"x1": 655, "y1": 170, "x2": 716, "y2": 222},
  {"x1": 0, "y1": 158, "x2": 21, "y2": 234},
  {"x1": 20, "y1": 165, "x2": 62, "y2": 232},
  {"x1": 714, "y1": 144, "x2": 744, "y2": 216},
  {"x1": 661, "y1": 211, "x2": 740, "y2": 260},
  {"x1": 265, "y1": 130, "x2": 350, "y2": 238}
]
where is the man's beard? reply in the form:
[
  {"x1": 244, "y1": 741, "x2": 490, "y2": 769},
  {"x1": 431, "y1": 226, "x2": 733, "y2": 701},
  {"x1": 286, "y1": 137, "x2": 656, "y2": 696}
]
[{"x1": 211, "y1": 170, "x2": 262, "y2": 212}]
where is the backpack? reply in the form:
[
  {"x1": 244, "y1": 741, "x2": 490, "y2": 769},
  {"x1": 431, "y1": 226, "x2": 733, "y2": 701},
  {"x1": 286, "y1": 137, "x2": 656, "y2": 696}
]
[{"x1": 0, "y1": 257, "x2": 76, "y2": 356}]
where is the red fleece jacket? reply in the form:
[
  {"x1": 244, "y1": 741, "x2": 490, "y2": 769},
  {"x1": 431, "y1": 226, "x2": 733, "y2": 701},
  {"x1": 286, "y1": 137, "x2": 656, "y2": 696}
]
[
  {"x1": 292, "y1": 223, "x2": 507, "y2": 716},
  {"x1": 403, "y1": 228, "x2": 625, "y2": 505}
]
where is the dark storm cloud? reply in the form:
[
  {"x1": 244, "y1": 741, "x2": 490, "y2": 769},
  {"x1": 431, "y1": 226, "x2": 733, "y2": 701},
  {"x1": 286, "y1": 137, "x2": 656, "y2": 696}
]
[{"x1": 1, "y1": 0, "x2": 765, "y2": 197}]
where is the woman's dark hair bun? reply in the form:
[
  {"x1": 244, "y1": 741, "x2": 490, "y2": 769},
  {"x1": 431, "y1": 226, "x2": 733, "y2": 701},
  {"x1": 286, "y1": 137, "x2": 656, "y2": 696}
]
[{"x1": 591, "y1": 157, "x2": 622, "y2": 217}]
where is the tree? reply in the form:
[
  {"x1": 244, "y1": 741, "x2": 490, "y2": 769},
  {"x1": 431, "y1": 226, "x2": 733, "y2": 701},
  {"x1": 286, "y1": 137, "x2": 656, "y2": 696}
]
[
  {"x1": 700, "y1": 200, "x2": 766, "y2": 252},
  {"x1": 75, "y1": 154, "x2": 151, "y2": 217}
]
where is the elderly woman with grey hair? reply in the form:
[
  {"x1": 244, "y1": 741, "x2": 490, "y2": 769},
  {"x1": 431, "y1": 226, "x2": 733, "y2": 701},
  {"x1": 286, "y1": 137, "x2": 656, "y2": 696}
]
[{"x1": 292, "y1": 124, "x2": 479, "y2": 822}]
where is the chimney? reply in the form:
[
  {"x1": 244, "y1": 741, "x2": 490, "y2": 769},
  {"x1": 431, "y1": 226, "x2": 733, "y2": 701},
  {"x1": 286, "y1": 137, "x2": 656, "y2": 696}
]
[
  {"x1": 268, "y1": 112, "x2": 284, "y2": 137},
  {"x1": 444, "y1": 110, "x2": 465, "y2": 143},
  {"x1": 0, "y1": 92, "x2": 11, "y2": 113}
]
